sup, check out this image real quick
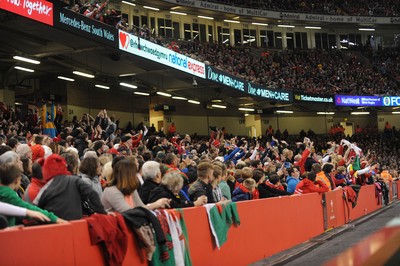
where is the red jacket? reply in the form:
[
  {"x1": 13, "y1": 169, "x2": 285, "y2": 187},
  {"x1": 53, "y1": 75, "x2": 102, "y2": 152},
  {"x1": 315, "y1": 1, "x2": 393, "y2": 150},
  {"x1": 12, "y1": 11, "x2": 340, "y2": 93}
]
[
  {"x1": 85, "y1": 213, "x2": 129, "y2": 266},
  {"x1": 295, "y1": 179, "x2": 329, "y2": 194},
  {"x1": 294, "y1": 149, "x2": 310, "y2": 175}
]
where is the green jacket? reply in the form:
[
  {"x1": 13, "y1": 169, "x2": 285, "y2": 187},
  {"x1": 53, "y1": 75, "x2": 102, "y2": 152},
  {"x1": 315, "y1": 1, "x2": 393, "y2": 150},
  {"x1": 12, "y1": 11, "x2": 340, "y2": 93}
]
[{"x1": 0, "y1": 186, "x2": 58, "y2": 226}]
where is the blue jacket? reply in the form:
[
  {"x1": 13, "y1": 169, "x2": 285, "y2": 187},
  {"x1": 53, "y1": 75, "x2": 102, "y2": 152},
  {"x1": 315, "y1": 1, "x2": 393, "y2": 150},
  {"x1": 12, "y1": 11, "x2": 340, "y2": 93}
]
[
  {"x1": 232, "y1": 185, "x2": 252, "y2": 202},
  {"x1": 286, "y1": 176, "x2": 300, "y2": 194}
]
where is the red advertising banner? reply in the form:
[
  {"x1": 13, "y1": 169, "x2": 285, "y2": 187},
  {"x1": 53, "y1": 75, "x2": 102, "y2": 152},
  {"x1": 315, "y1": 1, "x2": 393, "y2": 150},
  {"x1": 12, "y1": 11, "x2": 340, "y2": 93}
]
[{"x1": 0, "y1": 0, "x2": 53, "y2": 26}]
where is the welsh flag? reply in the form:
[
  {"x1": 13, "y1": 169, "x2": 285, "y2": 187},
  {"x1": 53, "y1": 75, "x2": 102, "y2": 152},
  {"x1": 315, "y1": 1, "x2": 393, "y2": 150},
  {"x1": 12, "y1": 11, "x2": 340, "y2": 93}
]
[
  {"x1": 153, "y1": 210, "x2": 192, "y2": 266},
  {"x1": 352, "y1": 155, "x2": 361, "y2": 171},
  {"x1": 204, "y1": 202, "x2": 240, "y2": 249}
]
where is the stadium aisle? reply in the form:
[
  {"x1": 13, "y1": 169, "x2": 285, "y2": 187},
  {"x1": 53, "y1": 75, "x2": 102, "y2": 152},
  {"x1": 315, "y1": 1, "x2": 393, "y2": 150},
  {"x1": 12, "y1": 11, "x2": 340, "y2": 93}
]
[{"x1": 253, "y1": 201, "x2": 400, "y2": 266}]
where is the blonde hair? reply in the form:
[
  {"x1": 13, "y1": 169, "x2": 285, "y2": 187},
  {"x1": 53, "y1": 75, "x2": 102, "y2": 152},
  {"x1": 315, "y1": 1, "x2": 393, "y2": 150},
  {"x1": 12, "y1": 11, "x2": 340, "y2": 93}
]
[
  {"x1": 241, "y1": 167, "x2": 253, "y2": 180},
  {"x1": 197, "y1": 161, "x2": 213, "y2": 179}
]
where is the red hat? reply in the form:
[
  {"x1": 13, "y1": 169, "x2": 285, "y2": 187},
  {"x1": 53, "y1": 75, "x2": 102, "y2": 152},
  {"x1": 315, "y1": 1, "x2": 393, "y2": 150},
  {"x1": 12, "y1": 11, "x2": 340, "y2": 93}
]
[
  {"x1": 31, "y1": 145, "x2": 45, "y2": 162},
  {"x1": 42, "y1": 154, "x2": 71, "y2": 182}
]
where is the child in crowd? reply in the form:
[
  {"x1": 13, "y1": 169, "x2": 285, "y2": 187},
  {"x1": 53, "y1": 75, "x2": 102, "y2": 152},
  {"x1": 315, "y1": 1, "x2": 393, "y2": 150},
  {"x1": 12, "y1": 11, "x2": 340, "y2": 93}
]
[{"x1": 232, "y1": 178, "x2": 256, "y2": 202}]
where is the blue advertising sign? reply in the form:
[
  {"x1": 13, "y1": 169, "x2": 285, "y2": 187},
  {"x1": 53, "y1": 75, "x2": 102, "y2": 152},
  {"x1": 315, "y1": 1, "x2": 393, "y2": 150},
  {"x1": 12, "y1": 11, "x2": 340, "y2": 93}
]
[
  {"x1": 335, "y1": 95, "x2": 382, "y2": 106},
  {"x1": 382, "y1": 96, "x2": 400, "y2": 107}
]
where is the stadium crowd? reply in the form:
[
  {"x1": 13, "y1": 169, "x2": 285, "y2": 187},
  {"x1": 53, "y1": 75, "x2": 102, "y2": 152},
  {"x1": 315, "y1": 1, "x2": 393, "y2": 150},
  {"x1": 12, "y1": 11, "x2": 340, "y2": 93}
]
[
  {"x1": 0, "y1": 104, "x2": 397, "y2": 229},
  {"x1": 204, "y1": 0, "x2": 400, "y2": 16},
  {"x1": 61, "y1": 0, "x2": 400, "y2": 96},
  {"x1": 179, "y1": 42, "x2": 400, "y2": 95}
]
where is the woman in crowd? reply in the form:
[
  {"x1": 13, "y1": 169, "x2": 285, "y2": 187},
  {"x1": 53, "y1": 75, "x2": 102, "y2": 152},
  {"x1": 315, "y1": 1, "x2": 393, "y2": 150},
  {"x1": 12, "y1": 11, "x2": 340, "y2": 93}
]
[
  {"x1": 101, "y1": 158, "x2": 170, "y2": 212},
  {"x1": 79, "y1": 156, "x2": 103, "y2": 198}
]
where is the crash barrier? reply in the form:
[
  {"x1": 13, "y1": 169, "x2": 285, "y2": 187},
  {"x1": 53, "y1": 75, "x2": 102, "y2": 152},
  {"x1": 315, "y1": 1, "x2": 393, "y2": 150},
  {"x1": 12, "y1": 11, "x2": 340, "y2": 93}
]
[{"x1": 0, "y1": 183, "x2": 396, "y2": 265}]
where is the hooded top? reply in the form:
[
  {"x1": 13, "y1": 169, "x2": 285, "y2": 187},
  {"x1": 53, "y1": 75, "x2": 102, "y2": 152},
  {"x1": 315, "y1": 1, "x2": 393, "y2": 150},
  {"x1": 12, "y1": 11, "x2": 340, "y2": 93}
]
[{"x1": 42, "y1": 154, "x2": 71, "y2": 182}]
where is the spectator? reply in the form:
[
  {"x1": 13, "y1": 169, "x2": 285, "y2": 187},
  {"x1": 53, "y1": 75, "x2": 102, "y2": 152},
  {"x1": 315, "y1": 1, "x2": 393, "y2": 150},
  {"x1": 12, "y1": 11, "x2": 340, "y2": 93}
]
[
  {"x1": 0, "y1": 164, "x2": 64, "y2": 226},
  {"x1": 101, "y1": 158, "x2": 170, "y2": 212},
  {"x1": 138, "y1": 161, "x2": 162, "y2": 204},
  {"x1": 188, "y1": 161, "x2": 215, "y2": 202},
  {"x1": 232, "y1": 178, "x2": 256, "y2": 202},
  {"x1": 148, "y1": 171, "x2": 207, "y2": 208},
  {"x1": 295, "y1": 171, "x2": 329, "y2": 194},
  {"x1": 36, "y1": 154, "x2": 106, "y2": 220},
  {"x1": 286, "y1": 166, "x2": 301, "y2": 193},
  {"x1": 79, "y1": 156, "x2": 103, "y2": 198}
]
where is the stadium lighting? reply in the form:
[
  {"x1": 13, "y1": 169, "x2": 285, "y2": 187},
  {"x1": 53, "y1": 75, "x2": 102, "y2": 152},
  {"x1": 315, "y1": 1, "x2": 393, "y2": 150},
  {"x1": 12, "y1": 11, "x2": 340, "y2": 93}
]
[
  {"x1": 119, "y1": 82, "x2": 137, "y2": 89},
  {"x1": 156, "y1": 91, "x2": 171, "y2": 97},
  {"x1": 305, "y1": 26, "x2": 322, "y2": 30},
  {"x1": 350, "y1": 111, "x2": 370, "y2": 115},
  {"x1": 278, "y1": 25, "x2": 295, "y2": 28},
  {"x1": 134, "y1": 91, "x2": 150, "y2": 96},
  {"x1": 119, "y1": 73, "x2": 136, "y2": 77},
  {"x1": 224, "y1": 20, "x2": 240, "y2": 24},
  {"x1": 13, "y1": 56, "x2": 40, "y2": 64},
  {"x1": 239, "y1": 108, "x2": 255, "y2": 112},
  {"x1": 252, "y1": 22, "x2": 268, "y2": 26},
  {"x1": 172, "y1": 96, "x2": 187, "y2": 100},
  {"x1": 188, "y1": 100, "x2": 200, "y2": 104},
  {"x1": 121, "y1": 1, "x2": 136, "y2": 7},
  {"x1": 143, "y1": 6, "x2": 159, "y2": 11},
  {"x1": 275, "y1": 110, "x2": 293, "y2": 114},
  {"x1": 317, "y1": 112, "x2": 335, "y2": 115},
  {"x1": 95, "y1": 84, "x2": 110, "y2": 89},
  {"x1": 58, "y1": 76, "x2": 75, "y2": 82},
  {"x1": 170, "y1": 11, "x2": 187, "y2": 15},
  {"x1": 212, "y1": 104, "x2": 227, "y2": 109},
  {"x1": 73, "y1": 71, "x2": 94, "y2": 78},
  {"x1": 198, "y1": 15, "x2": 214, "y2": 20},
  {"x1": 14, "y1": 66, "x2": 34, "y2": 72}
]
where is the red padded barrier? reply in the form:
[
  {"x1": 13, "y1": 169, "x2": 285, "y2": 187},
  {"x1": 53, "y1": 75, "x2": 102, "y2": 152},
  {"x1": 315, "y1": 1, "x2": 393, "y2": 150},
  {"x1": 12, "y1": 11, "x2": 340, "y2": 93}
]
[
  {"x1": 349, "y1": 185, "x2": 381, "y2": 221},
  {"x1": 0, "y1": 223, "x2": 75, "y2": 265},
  {"x1": 0, "y1": 185, "x2": 390, "y2": 265},
  {"x1": 184, "y1": 193, "x2": 324, "y2": 265},
  {"x1": 324, "y1": 189, "x2": 347, "y2": 230},
  {"x1": 70, "y1": 220, "x2": 147, "y2": 266}
]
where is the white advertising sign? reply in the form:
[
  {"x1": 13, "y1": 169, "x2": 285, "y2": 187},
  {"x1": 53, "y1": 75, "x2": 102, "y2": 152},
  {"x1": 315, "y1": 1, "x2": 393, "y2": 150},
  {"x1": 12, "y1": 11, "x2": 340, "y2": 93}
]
[{"x1": 119, "y1": 31, "x2": 206, "y2": 78}]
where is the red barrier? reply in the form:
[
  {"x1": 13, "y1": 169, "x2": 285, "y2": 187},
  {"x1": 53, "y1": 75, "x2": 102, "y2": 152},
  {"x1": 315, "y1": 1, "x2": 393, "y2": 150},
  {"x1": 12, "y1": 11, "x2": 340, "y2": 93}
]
[
  {"x1": 324, "y1": 189, "x2": 347, "y2": 230},
  {"x1": 0, "y1": 185, "x2": 390, "y2": 265},
  {"x1": 0, "y1": 223, "x2": 75, "y2": 265},
  {"x1": 184, "y1": 193, "x2": 324, "y2": 265},
  {"x1": 349, "y1": 185, "x2": 381, "y2": 221}
]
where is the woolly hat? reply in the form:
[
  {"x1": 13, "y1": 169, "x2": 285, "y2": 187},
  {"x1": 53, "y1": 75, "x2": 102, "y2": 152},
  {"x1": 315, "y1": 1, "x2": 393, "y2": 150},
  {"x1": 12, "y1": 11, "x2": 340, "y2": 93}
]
[
  {"x1": 42, "y1": 154, "x2": 71, "y2": 182},
  {"x1": 31, "y1": 144, "x2": 45, "y2": 162}
]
